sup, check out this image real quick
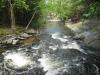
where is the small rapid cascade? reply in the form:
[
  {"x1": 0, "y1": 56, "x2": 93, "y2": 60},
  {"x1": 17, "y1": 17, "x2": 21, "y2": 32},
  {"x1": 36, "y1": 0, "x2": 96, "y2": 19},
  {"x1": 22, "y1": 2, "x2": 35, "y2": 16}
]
[
  {"x1": 0, "y1": 20, "x2": 99, "y2": 75},
  {"x1": 38, "y1": 31, "x2": 99, "y2": 75},
  {"x1": 0, "y1": 47, "x2": 45, "y2": 75}
]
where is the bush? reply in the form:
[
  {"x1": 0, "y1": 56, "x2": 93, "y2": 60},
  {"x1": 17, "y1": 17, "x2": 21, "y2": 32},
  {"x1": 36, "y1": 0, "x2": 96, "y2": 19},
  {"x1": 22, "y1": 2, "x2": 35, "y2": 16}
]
[{"x1": 83, "y1": 3, "x2": 100, "y2": 18}]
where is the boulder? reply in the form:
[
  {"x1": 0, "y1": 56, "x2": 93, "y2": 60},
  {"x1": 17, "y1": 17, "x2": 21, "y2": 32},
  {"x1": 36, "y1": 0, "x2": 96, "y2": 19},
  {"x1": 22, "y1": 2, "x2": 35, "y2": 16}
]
[
  {"x1": 74, "y1": 31, "x2": 100, "y2": 49},
  {"x1": 83, "y1": 32, "x2": 100, "y2": 49},
  {"x1": 0, "y1": 32, "x2": 40, "y2": 47},
  {"x1": 12, "y1": 39, "x2": 19, "y2": 45},
  {"x1": 1, "y1": 35, "x2": 17, "y2": 44},
  {"x1": 66, "y1": 18, "x2": 100, "y2": 49},
  {"x1": 26, "y1": 29, "x2": 38, "y2": 34},
  {"x1": 20, "y1": 33, "x2": 32, "y2": 38}
]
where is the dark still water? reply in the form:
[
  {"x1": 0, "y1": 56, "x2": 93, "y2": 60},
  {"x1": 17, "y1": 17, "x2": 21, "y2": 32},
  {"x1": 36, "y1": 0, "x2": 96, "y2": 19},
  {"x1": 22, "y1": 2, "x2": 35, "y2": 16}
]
[{"x1": 0, "y1": 20, "x2": 100, "y2": 75}]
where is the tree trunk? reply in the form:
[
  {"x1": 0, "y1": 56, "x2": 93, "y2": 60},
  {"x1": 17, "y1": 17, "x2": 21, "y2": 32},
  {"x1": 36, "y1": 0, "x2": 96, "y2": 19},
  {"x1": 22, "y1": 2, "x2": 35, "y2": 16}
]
[
  {"x1": 8, "y1": 0, "x2": 16, "y2": 30},
  {"x1": 25, "y1": 11, "x2": 36, "y2": 30}
]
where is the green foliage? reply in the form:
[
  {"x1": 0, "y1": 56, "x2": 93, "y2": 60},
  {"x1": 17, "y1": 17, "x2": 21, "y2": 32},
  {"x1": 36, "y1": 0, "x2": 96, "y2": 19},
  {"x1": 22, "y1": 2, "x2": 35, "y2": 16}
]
[
  {"x1": 26, "y1": 0, "x2": 41, "y2": 11},
  {"x1": 83, "y1": 3, "x2": 100, "y2": 18},
  {"x1": 0, "y1": 0, "x2": 5, "y2": 9},
  {"x1": 14, "y1": 0, "x2": 29, "y2": 10},
  {"x1": 31, "y1": 18, "x2": 45, "y2": 29},
  {"x1": 0, "y1": 0, "x2": 41, "y2": 11},
  {"x1": 1, "y1": 0, "x2": 99, "y2": 29},
  {"x1": 56, "y1": 0, "x2": 84, "y2": 18},
  {"x1": 0, "y1": 0, "x2": 44, "y2": 29},
  {"x1": 39, "y1": 0, "x2": 84, "y2": 19}
]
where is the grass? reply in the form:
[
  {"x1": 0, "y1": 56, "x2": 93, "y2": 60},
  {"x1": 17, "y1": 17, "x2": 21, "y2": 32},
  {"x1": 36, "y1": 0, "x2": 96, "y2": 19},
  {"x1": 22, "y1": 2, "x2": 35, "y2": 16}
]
[{"x1": 0, "y1": 26, "x2": 24, "y2": 36}]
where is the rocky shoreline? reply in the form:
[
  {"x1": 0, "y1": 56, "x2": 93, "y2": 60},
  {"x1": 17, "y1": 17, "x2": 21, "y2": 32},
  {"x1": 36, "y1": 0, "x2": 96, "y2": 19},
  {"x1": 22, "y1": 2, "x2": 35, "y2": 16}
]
[
  {"x1": 66, "y1": 18, "x2": 100, "y2": 50},
  {"x1": 0, "y1": 29, "x2": 40, "y2": 52}
]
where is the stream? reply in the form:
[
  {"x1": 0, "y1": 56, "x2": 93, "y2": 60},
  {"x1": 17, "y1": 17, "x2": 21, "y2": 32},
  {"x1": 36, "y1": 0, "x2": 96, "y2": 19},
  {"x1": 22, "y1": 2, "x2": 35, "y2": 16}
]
[{"x1": 0, "y1": 20, "x2": 100, "y2": 75}]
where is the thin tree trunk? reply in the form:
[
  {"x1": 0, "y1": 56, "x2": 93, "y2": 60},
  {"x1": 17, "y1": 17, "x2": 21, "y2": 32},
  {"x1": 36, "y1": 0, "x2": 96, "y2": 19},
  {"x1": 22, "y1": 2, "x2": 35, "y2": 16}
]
[
  {"x1": 8, "y1": 0, "x2": 16, "y2": 30},
  {"x1": 25, "y1": 11, "x2": 36, "y2": 30}
]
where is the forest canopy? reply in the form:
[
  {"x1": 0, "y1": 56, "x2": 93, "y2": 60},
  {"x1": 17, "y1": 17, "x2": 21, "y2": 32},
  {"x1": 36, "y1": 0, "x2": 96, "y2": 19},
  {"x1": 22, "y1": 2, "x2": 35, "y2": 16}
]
[{"x1": 0, "y1": 0, "x2": 100, "y2": 29}]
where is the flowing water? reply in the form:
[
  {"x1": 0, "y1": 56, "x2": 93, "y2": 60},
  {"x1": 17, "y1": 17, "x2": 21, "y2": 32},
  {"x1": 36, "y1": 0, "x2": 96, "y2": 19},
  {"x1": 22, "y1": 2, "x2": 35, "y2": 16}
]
[{"x1": 0, "y1": 21, "x2": 100, "y2": 75}]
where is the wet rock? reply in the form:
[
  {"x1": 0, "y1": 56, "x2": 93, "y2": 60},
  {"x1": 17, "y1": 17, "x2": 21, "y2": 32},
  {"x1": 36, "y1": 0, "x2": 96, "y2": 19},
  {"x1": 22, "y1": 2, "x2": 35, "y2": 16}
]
[
  {"x1": 17, "y1": 36, "x2": 25, "y2": 40},
  {"x1": 0, "y1": 32, "x2": 40, "y2": 46},
  {"x1": 84, "y1": 34, "x2": 100, "y2": 49},
  {"x1": 0, "y1": 48, "x2": 5, "y2": 55},
  {"x1": 75, "y1": 31, "x2": 100, "y2": 49},
  {"x1": 26, "y1": 29, "x2": 38, "y2": 34},
  {"x1": 66, "y1": 18, "x2": 100, "y2": 49},
  {"x1": 20, "y1": 33, "x2": 32, "y2": 38},
  {"x1": 0, "y1": 35, "x2": 17, "y2": 44},
  {"x1": 19, "y1": 36, "x2": 40, "y2": 45},
  {"x1": 12, "y1": 39, "x2": 19, "y2": 45},
  {"x1": 74, "y1": 31, "x2": 90, "y2": 40},
  {"x1": 5, "y1": 38, "x2": 14, "y2": 44}
]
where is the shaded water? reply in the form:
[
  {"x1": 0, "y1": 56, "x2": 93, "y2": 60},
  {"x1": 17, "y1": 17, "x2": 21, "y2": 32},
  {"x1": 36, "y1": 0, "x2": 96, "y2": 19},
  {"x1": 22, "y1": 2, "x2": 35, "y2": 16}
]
[{"x1": 0, "y1": 21, "x2": 100, "y2": 75}]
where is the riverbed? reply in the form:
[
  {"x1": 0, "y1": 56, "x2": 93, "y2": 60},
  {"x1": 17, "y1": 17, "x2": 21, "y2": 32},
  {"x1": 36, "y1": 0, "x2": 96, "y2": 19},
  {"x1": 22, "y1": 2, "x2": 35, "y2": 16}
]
[{"x1": 0, "y1": 20, "x2": 100, "y2": 75}]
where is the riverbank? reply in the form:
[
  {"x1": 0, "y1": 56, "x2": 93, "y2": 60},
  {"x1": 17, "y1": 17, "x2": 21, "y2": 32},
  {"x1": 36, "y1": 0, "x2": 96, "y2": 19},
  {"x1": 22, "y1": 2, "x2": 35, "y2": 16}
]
[
  {"x1": 0, "y1": 27, "x2": 40, "y2": 54},
  {"x1": 65, "y1": 18, "x2": 100, "y2": 50},
  {"x1": 0, "y1": 26, "x2": 24, "y2": 36}
]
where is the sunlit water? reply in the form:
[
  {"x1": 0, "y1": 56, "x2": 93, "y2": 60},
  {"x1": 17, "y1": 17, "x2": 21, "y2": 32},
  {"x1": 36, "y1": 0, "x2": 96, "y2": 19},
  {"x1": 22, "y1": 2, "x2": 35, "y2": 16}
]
[{"x1": 0, "y1": 21, "x2": 99, "y2": 75}]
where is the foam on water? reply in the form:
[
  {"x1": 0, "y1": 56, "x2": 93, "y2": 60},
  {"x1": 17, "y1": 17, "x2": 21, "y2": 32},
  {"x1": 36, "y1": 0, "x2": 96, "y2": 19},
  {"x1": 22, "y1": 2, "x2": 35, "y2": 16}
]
[
  {"x1": 4, "y1": 52, "x2": 33, "y2": 68},
  {"x1": 49, "y1": 45, "x2": 58, "y2": 51},
  {"x1": 51, "y1": 32, "x2": 86, "y2": 54},
  {"x1": 1, "y1": 48, "x2": 40, "y2": 75},
  {"x1": 0, "y1": 23, "x2": 99, "y2": 75},
  {"x1": 51, "y1": 32, "x2": 69, "y2": 42}
]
